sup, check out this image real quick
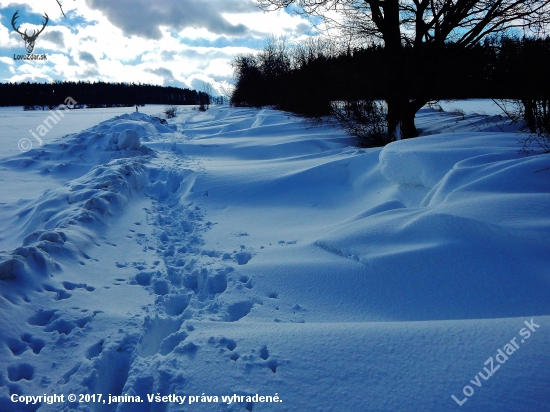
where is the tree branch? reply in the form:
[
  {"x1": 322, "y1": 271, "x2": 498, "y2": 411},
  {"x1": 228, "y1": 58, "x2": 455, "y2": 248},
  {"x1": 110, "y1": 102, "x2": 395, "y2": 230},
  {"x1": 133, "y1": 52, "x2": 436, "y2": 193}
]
[{"x1": 56, "y1": 0, "x2": 67, "y2": 18}]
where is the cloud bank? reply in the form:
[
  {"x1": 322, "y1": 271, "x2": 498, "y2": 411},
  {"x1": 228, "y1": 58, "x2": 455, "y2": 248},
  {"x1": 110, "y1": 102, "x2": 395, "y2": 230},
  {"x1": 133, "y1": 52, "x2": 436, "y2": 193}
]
[{"x1": 85, "y1": 0, "x2": 257, "y2": 39}]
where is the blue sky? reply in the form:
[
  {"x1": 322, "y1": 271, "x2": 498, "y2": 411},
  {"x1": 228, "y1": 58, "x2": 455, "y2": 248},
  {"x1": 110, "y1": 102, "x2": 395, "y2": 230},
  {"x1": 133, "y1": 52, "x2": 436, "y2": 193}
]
[{"x1": 0, "y1": 0, "x2": 317, "y2": 94}]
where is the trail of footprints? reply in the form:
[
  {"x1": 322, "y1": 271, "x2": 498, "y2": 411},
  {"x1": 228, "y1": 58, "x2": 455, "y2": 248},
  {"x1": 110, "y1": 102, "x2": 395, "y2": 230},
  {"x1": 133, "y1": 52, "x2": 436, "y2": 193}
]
[
  {"x1": 211, "y1": 337, "x2": 280, "y2": 374},
  {"x1": 131, "y1": 167, "x2": 261, "y2": 350},
  {"x1": 2, "y1": 158, "x2": 285, "y2": 411},
  {"x1": 129, "y1": 165, "x2": 260, "y2": 324},
  {"x1": 116, "y1": 163, "x2": 283, "y2": 405}
]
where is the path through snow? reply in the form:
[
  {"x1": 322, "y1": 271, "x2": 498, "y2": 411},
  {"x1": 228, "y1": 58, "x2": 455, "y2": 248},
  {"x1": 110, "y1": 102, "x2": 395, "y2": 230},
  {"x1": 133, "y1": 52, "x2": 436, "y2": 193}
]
[{"x1": 0, "y1": 105, "x2": 549, "y2": 412}]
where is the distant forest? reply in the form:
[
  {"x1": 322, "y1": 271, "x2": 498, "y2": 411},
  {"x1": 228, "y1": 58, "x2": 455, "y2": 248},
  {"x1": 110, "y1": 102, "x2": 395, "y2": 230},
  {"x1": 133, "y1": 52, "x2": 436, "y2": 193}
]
[
  {"x1": 0, "y1": 81, "x2": 210, "y2": 108},
  {"x1": 232, "y1": 36, "x2": 550, "y2": 117}
]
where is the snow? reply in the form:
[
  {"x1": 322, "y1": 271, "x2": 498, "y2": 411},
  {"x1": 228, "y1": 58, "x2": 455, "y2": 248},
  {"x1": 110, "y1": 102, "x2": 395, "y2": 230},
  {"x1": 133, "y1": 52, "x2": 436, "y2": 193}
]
[
  {"x1": 379, "y1": 133, "x2": 524, "y2": 188},
  {"x1": 116, "y1": 130, "x2": 141, "y2": 151},
  {"x1": 0, "y1": 103, "x2": 549, "y2": 412},
  {"x1": 437, "y1": 99, "x2": 505, "y2": 116}
]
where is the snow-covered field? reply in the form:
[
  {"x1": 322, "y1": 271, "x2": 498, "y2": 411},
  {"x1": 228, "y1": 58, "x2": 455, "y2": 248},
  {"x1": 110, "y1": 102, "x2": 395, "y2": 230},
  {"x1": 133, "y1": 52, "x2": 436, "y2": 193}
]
[{"x1": 0, "y1": 102, "x2": 548, "y2": 412}]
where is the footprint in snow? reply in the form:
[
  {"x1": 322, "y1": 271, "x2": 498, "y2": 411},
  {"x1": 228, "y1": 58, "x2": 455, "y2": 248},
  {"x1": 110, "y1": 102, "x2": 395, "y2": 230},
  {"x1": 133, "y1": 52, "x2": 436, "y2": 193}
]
[{"x1": 6, "y1": 334, "x2": 45, "y2": 356}]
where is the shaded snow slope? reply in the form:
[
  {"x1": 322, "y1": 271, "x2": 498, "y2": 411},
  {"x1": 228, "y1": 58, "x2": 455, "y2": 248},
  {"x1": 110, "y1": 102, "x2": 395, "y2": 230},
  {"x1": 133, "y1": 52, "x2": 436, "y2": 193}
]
[{"x1": 0, "y1": 104, "x2": 548, "y2": 412}]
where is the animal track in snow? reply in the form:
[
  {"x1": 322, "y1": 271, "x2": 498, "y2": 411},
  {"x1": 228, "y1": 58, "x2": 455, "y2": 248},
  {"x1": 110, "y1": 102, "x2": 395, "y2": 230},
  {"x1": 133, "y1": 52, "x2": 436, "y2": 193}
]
[
  {"x1": 27, "y1": 309, "x2": 58, "y2": 326},
  {"x1": 162, "y1": 294, "x2": 190, "y2": 316},
  {"x1": 28, "y1": 308, "x2": 93, "y2": 336},
  {"x1": 213, "y1": 340, "x2": 280, "y2": 374},
  {"x1": 62, "y1": 281, "x2": 95, "y2": 292},
  {"x1": 234, "y1": 251, "x2": 253, "y2": 265},
  {"x1": 266, "y1": 359, "x2": 279, "y2": 373},
  {"x1": 259, "y1": 345, "x2": 269, "y2": 360},
  {"x1": 238, "y1": 275, "x2": 254, "y2": 290},
  {"x1": 43, "y1": 316, "x2": 90, "y2": 335},
  {"x1": 207, "y1": 336, "x2": 241, "y2": 362},
  {"x1": 140, "y1": 164, "x2": 254, "y2": 325},
  {"x1": 6, "y1": 338, "x2": 27, "y2": 356},
  {"x1": 7, "y1": 334, "x2": 45, "y2": 356},
  {"x1": 137, "y1": 315, "x2": 184, "y2": 357},
  {"x1": 110, "y1": 153, "x2": 263, "y2": 408},
  {"x1": 42, "y1": 284, "x2": 71, "y2": 300},
  {"x1": 85, "y1": 339, "x2": 104, "y2": 360},
  {"x1": 217, "y1": 337, "x2": 237, "y2": 351},
  {"x1": 82, "y1": 336, "x2": 137, "y2": 402},
  {"x1": 225, "y1": 301, "x2": 254, "y2": 322},
  {"x1": 7, "y1": 363, "x2": 34, "y2": 382},
  {"x1": 256, "y1": 346, "x2": 280, "y2": 373}
]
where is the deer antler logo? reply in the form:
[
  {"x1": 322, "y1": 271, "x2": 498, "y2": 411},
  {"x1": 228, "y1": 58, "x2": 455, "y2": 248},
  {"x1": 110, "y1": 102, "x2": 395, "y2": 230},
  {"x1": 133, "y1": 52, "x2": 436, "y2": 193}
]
[{"x1": 11, "y1": 11, "x2": 49, "y2": 54}]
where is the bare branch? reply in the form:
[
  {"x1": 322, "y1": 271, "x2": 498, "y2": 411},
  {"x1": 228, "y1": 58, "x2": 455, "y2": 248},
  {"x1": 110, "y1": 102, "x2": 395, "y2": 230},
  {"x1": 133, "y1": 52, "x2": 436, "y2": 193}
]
[
  {"x1": 55, "y1": 0, "x2": 69, "y2": 18},
  {"x1": 257, "y1": 0, "x2": 550, "y2": 46}
]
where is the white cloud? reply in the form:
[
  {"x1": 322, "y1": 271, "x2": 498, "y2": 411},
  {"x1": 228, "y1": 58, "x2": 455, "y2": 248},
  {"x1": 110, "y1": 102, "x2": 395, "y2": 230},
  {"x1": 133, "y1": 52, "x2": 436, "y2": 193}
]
[
  {"x1": 224, "y1": 9, "x2": 317, "y2": 37},
  {"x1": 0, "y1": 0, "x2": 318, "y2": 94},
  {"x1": 84, "y1": 0, "x2": 257, "y2": 39},
  {"x1": 0, "y1": 55, "x2": 13, "y2": 65}
]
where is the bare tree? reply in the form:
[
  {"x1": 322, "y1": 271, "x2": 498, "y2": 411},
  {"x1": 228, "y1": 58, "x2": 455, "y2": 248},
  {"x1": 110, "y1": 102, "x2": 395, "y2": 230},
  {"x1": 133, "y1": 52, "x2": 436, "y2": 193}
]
[
  {"x1": 291, "y1": 36, "x2": 340, "y2": 69},
  {"x1": 258, "y1": 0, "x2": 550, "y2": 138},
  {"x1": 198, "y1": 82, "x2": 213, "y2": 111},
  {"x1": 219, "y1": 85, "x2": 235, "y2": 104},
  {"x1": 164, "y1": 104, "x2": 179, "y2": 119},
  {"x1": 330, "y1": 99, "x2": 389, "y2": 147}
]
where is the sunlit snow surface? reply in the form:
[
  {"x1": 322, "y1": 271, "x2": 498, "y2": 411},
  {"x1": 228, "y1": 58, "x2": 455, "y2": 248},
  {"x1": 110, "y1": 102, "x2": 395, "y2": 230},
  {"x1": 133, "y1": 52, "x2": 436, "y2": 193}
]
[{"x1": 0, "y1": 102, "x2": 548, "y2": 412}]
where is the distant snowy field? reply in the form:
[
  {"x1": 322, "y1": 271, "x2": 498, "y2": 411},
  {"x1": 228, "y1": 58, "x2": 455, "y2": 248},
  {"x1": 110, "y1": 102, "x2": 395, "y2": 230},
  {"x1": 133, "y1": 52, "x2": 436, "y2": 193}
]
[
  {"x1": 437, "y1": 99, "x2": 505, "y2": 116},
  {"x1": 0, "y1": 101, "x2": 548, "y2": 412}
]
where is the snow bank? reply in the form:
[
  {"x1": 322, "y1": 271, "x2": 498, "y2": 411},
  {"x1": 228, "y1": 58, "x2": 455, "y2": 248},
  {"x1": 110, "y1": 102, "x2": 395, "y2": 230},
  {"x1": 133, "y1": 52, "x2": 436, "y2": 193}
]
[
  {"x1": 118, "y1": 129, "x2": 141, "y2": 150},
  {"x1": 0, "y1": 159, "x2": 148, "y2": 290},
  {"x1": 0, "y1": 113, "x2": 177, "y2": 292},
  {"x1": 379, "y1": 133, "x2": 524, "y2": 188},
  {"x1": 0, "y1": 113, "x2": 173, "y2": 180},
  {"x1": 317, "y1": 136, "x2": 550, "y2": 321}
]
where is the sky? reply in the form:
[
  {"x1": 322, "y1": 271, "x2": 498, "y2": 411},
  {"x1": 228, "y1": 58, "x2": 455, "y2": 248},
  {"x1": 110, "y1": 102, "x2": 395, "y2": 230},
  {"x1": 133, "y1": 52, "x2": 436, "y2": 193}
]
[{"x1": 0, "y1": 0, "x2": 318, "y2": 95}]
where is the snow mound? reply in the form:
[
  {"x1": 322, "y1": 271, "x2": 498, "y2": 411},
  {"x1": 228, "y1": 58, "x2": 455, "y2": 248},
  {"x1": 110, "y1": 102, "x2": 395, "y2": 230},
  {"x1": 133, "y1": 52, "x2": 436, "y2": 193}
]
[
  {"x1": 0, "y1": 159, "x2": 148, "y2": 292},
  {"x1": 108, "y1": 129, "x2": 141, "y2": 151},
  {"x1": 0, "y1": 113, "x2": 170, "y2": 179},
  {"x1": 421, "y1": 154, "x2": 550, "y2": 232},
  {"x1": 317, "y1": 141, "x2": 550, "y2": 320},
  {"x1": 379, "y1": 133, "x2": 524, "y2": 188}
]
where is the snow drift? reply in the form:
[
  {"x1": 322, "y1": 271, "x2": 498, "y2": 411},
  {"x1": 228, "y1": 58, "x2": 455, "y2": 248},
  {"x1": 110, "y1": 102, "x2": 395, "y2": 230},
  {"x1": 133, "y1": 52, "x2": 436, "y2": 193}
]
[{"x1": 0, "y1": 104, "x2": 548, "y2": 412}]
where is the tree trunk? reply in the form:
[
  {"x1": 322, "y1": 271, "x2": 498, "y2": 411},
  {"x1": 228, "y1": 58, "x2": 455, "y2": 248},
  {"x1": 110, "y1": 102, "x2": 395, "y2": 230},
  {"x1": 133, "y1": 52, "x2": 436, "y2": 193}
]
[
  {"x1": 386, "y1": 97, "x2": 428, "y2": 139},
  {"x1": 401, "y1": 105, "x2": 418, "y2": 139},
  {"x1": 522, "y1": 99, "x2": 537, "y2": 133},
  {"x1": 386, "y1": 97, "x2": 401, "y2": 140}
]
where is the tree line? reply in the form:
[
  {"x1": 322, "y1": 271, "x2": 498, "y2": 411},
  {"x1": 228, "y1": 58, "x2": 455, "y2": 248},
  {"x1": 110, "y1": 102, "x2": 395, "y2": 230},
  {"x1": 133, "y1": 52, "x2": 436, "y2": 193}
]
[
  {"x1": 0, "y1": 81, "x2": 210, "y2": 109},
  {"x1": 246, "y1": 0, "x2": 550, "y2": 141},
  {"x1": 231, "y1": 36, "x2": 550, "y2": 117}
]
